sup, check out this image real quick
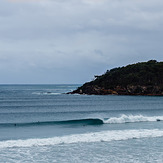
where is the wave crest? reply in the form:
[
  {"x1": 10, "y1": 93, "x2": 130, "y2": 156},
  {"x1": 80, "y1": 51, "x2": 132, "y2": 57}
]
[
  {"x1": 0, "y1": 118, "x2": 104, "y2": 127},
  {"x1": 1, "y1": 115, "x2": 163, "y2": 127}
]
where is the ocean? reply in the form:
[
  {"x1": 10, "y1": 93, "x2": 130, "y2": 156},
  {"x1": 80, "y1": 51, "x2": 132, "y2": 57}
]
[{"x1": 0, "y1": 84, "x2": 163, "y2": 163}]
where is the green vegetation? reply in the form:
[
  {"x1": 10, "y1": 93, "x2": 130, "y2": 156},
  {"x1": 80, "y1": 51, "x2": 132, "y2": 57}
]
[
  {"x1": 71, "y1": 60, "x2": 163, "y2": 95},
  {"x1": 93, "y1": 60, "x2": 162, "y2": 88}
]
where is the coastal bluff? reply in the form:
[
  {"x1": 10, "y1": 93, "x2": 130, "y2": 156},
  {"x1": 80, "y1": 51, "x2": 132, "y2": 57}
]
[{"x1": 69, "y1": 60, "x2": 163, "y2": 96}]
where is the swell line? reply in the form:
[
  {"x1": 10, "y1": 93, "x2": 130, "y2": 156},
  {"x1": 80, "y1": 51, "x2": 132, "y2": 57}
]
[
  {"x1": 0, "y1": 118, "x2": 104, "y2": 127},
  {"x1": 0, "y1": 115, "x2": 163, "y2": 128}
]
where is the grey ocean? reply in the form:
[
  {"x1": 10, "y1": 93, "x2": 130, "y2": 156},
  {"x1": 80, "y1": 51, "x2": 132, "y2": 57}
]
[{"x1": 0, "y1": 84, "x2": 163, "y2": 162}]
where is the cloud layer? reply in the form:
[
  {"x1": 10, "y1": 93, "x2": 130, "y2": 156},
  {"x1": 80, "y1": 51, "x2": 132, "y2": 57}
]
[{"x1": 0, "y1": 0, "x2": 162, "y2": 83}]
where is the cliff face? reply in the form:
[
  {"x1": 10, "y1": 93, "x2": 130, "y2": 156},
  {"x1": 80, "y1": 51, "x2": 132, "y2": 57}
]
[{"x1": 70, "y1": 60, "x2": 163, "y2": 96}]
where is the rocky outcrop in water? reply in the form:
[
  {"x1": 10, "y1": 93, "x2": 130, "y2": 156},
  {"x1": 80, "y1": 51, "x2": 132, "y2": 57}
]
[{"x1": 69, "y1": 60, "x2": 163, "y2": 96}]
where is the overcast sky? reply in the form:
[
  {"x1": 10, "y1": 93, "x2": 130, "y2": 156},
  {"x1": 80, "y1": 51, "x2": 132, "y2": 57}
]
[{"x1": 0, "y1": 0, "x2": 163, "y2": 84}]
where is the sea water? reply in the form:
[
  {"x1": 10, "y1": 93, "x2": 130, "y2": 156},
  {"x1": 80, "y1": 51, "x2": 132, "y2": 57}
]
[{"x1": 0, "y1": 84, "x2": 163, "y2": 163}]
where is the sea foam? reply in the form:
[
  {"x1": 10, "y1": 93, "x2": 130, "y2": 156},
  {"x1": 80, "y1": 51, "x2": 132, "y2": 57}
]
[
  {"x1": 32, "y1": 92, "x2": 61, "y2": 95},
  {"x1": 1, "y1": 129, "x2": 163, "y2": 148},
  {"x1": 104, "y1": 114, "x2": 163, "y2": 124}
]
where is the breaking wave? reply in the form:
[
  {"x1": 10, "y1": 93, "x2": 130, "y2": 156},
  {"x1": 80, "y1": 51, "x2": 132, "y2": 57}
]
[
  {"x1": 104, "y1": 114, "x2": 163, "y2": 124},
  {"x1": 1, "y1": 115, "x2": 163, "y2": 127},
  {"x1": 1, "y1": 129, "x2": 163, "y2": 148}
]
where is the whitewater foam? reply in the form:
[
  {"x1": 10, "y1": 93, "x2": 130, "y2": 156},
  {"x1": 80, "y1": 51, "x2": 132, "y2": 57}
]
[
  {"x1": 1, "y1": 129, "x2": 163, "y2": 148},
  {"x1": 32, "y1": 92, "x2": 61, "y2": 95},
  {"x1": 104, "y1": 114, "x2": 163, "y2": 124}
]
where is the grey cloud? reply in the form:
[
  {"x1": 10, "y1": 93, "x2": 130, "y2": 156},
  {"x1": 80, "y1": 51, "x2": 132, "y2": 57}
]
[{"x1": 0, "y1": 0, "x2": 162, "y2": 83}]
